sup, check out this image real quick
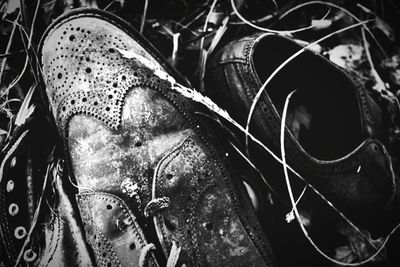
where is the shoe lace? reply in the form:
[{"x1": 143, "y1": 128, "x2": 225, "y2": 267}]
[
  {"x1": 144, "y1": 197, "x2": 170, "y2": 217},
  {"x1": 139, "y1": 197, "x2": 183, "y2": 267},
  {"x1": 139, "y1": 240, "x2": 181, "y2": 267}
]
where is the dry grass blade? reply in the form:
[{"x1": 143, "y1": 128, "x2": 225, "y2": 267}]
[
  {"x1": 229, "y1": 141, "x2": 289, "y2": 206},
  {"x1": 1, "y1": 0, "x2": 42, "y2": 98},
  {"x1": 285, "y1": 185, "x2": 307, "y2": 223},
  {"x1": 0, "y1": 55, "x2": 29, "y2": 98},
  {"x1": 361, "y1": 28, "x2": 387, "y2": 92},
  {"x1": 171, "y1": 33, "x2": 180, "y2": 65},
  {"x1": 15, "y1": 83, "x2": 35, "y2": 126},
  {"x1": 197, "y1": 0, "x2": 218, "y2": 92},
  {"x1": 0, "y1": 97, "x2": 21, "y2": 141},
  {"x1": 0, "y1": 10, "x2": 20, "y2": 85},
  {"x1": 206, "y1": 16, "x2": 229, "y2": 58},
  {"x1": 103, "y1": 0, "x2": 116, "y2": 10},
  {"x1": 279, "y1": 1, "x2": 387, "y2": 57},
  {"x1": 0, "y1": 50, "x2": 25, "y2": 58},
  {"x1": 140, "y1": 0, "x2": 149, "y2": 34},
  {"x1": 230, "y1": 0, "x2": 314, "y2": 34}
]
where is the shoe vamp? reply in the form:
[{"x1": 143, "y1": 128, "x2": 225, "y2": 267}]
[{"x1": 68, "y1": 86, "x2": 192, "y2": 203}]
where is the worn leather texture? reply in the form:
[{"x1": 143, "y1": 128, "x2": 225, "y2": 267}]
[
  {"x1": 39, "y1": 9, "x2": 276, "y2": 266},
  {"x1": 205, "y1": 33, "x2": 397, "y2": 233}
]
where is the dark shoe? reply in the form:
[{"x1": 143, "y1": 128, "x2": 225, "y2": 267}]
[
  {"x1": 39, "y1": 9, "x2": 275, "y2": 266},
  {"x1": 0, "y1": 97, "x2": 65, "y2": 266},
  {"x1": 0, "y1": 122, "x2": 43, "y2": 266},
  {"x1": 205, "y1": 33, "x2": 397, "y2": 232}
]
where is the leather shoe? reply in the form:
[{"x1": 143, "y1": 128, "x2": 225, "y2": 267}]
[
  {"x1": 39, "y1": 9, "x2": 275, "y2": 266},
  {"x1": 205, "y1": 32, "x2": 397, "y2": 233}
]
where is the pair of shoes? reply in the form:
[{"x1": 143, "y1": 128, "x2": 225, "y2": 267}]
[
  {"x1": 5, "y1": 6, "x2": 395, "y2": 267},
  {"x1": 205, "y1": 32, "x2": 397, "y2": 233},
  {"x1": 31, "y1": 8, "x2": 276, "y2": 267}
]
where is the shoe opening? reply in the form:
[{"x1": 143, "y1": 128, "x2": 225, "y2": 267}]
[{"x1": 252, "y1": 35, "x2": 363, "y2": 160}]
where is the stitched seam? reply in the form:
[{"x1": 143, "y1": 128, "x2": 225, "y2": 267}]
[{"x1": 78, "y1": 192, "x2": 147, "y2": 247}]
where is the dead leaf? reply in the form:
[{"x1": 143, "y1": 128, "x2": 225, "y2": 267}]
[
  {"x1": 337, "y1": 221, "x2": 386, "y2": 263},
  {"x1": 334, "y1": 245, "x2": 357, "y2": 263},
  {"x1": 0, "y1": 0, "x2": 20, "y2": 19},
  {"x1": 381, "y1": 55, "x2": 400, "y2": 86},
  {"x1": 286, "y1": 104, "x2": 312, "y2": 140},
  {"x1": 326, "y1": 44, "x2": 364, "y2": 70},
  {"x1": 311, "y1": 19, "x2": 333, "y2": 31}
]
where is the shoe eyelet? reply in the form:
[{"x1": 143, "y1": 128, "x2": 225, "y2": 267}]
[
  {"x1": 9, "y1": 203, "x2": 19, "y2": 216},
  {"x1": 134, "y1": 141, "x2": 142, "y2": 147},
  {"x1": 14, "y1": 226, "x2": 27, "y2": 239},
  {"x1": 6, "y1": 180, "x2": 14, "y2": 192},
  {"x1": 372, "y1": 144, "x2": 378, "y2": 152},
  {"x1": 23, "y1": 249, "x2": 37, "y2": 262}
]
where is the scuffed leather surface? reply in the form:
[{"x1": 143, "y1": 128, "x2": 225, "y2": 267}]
[
  {"x1": 40, "y1": 9, "x2": 276, "y2": 266},
  {"x1": 153, "y1": 136, "x2": 266, "y2": 266},
  {"x1": 67, "y1": 87, "x2": 190, "y2": 208},
  {"x1": 37, "y1": 176, "x2": 94, "y2": 267}
]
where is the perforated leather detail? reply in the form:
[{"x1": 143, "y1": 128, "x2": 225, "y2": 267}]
[
  {"x1": 0, "y1": 131, "x2": 33, "y2": 265},
  {"x1": 41, "y1": 16, "x2": 169, "y2": 131},
  {"x1": 77, "y1": 192, "x2": 151, "y2": 267},
  {"x1": 82, "y1": 222, "x2": 121, "y2": 267},
  {"x1": 40, "y1": 10, "x2": 276, "y2": 267}
]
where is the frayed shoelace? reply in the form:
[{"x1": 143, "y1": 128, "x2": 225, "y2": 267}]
[
  {"x1": 139, "y1": 241, "x2": 182, "y2": 267},
  {"x1": 139, "y1": 196, "x2": 184, "y2": 267}
]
